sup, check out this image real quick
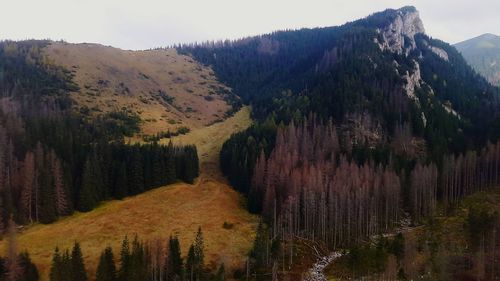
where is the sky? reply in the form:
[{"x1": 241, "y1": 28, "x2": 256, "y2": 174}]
[{"x1": 1, "y1": 0, "x2": 499, "y2": 50}]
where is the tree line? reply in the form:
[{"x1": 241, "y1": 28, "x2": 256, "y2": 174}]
[{"x1": 48, "y1": 227, "x2": 224, "y2": 281}]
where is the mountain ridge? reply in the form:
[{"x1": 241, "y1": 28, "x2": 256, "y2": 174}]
[{"x1": 455, "y1": 33, "x2": 500, "y2": 86}]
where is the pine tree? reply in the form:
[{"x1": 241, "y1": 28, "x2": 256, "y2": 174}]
[
  {"x1": 70, "y1": 242, "x2": 87, "y2": 281},
  {"x1": 128, "y1": 149, "x2": 144, "y2": 195},
  {"x1": 38, "y1": 163, "x2": 57, "y2": 224},
  {"x1": 118, "y1": 236, "x2": 131, "y2": 281},
  {"x1": 96, "y1": 247, "x2": 116, "y2": 281},
  {"x1": 165, "y1": 142, "x2": 177, "y2": 184},
  {"x1": 49, "y1": 247, "x2": 63, "y2": 281},
  {"x1": 61, "y1": 250, "x2": 72, "y2": 281},
  {"x1": 191, "y1": 227, "x2": 205, "y2": 281},
  {"x1": 78, "y1": 157, "x2": 99, "y2": 212},
  {"x1": 113, "y1": 162, "x2": 128, "y2": 200},
  {"x1": 185, "y1": 245, "x2": 195, "y2": 281},
  {"x1": 130, "y1": 236, "x2": 147, "y2": 281},
  {"x1": 166, "y1": 235, "x2": 183, "y2": 281},
  {"x1": 18, "y1": 252, "x2": 39, "y2": 281}
]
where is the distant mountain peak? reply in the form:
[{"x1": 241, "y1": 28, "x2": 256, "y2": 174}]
[
  {"x1": 455, "y1": 33, "x2": 500, "y2": 86},
  {"x1": 373, "y1": 6, "x2": 425, "y2": 54}
]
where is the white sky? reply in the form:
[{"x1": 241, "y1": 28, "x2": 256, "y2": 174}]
[{"x1": 0, "y1": 0, "x2": 498, "y2": 50}]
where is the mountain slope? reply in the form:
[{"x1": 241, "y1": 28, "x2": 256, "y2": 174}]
[
  {"x1": 0, "y1": 107, "x2": 257, "y2": 281},
  {"x1": 181, "y1": 6, "x2": 499, "y2": 157},
  {"x1": 45, "y1": 42, "x2": 240, "y2": 137},
  {"x1": 455, "y1": 33, "x2": 500, "y2": 86}
]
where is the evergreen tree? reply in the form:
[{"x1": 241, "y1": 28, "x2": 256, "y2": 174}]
[
  {"x1": 129, "y1": 236, "x2": 147, "y2": 281},
  {"x1": 165, "y1": 142, "x2": 177, "y2": 184},
  {"x1": 193, "y1": 227, "x2": 204, "y2": 276},
  {"x1": 78, "y1": 157, "x2": 99, "y2": 212},
  {"x1": 128, "y1": 149, "x2": 144, "y2": 195},
  {"x1": 49, "y1": 247, "x2": 63, "y2": 281},
  {"x1": 118, "y1": 236, "x2": 131, "y2": 281},
  {"x1": 185, "y1": 245, "x2": 196, "y2": 281},
  {"x1": 61, "y1": 250, "x2": 72, "y2": 281},
  {"x1": 166, "y1": 235, "x2": 183, "y2": 281},
  {"x1": 70, "y1": 242, "x2": 87, "y2": 281},
  {"x1": 186, "y1": 227, "x2": 205, "y2": 281},
  {"x1": 113, "y1": 162, "x2": 128, "y2": 200},
  {"x1": 38, "y1": 164, "x2": 57, "y2": 224},
  {"x1": 96, "y1": 247, "x2": 116, "y2": 281},
  {"x1": 18, "y1": 252, "x2": 39, "y2": 281}
]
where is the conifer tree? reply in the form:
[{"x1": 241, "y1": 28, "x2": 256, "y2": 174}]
[
  {"x1": 96, "y1": 247, "x2": 116, "y2": 281},
  {"x1": 185, "y1": 245, "x2": 196, "y2": 281},
  {"x1": 70, "y1": 242, "x2": 87, "y2": 281},
  {"x1": 118, "y1": 236, "x2": 131, "y2": 281},
  {"x1": 166, "y1": 235, "x2": 183, "y2": 281},
  {"x1": 78, "y1": 157, "x2": 99, "y2": 212},
  {"x1": 49, "y1": 247, "x2": 63, "y2": 281},
  {"x1": 18, "y1": 252, "x2": 39, "y2": 281},
  {"x1": 128, "y1": 149, "x2": 144, "y2": 195},
  {"x1": 113, "y1": 163, "x2": 128, "y2": 200}
]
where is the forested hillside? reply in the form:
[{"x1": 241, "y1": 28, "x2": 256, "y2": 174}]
[
  {"x1": 0, "y1": 40, "x2": 199, "y2": 227},
  {"x1": 181, "y1": 6, "x2": 500, "y2": 280}
]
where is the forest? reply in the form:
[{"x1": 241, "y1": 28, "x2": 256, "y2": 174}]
[{"x1": 0, "y1": 41, "x2": 199, "y2": 227}]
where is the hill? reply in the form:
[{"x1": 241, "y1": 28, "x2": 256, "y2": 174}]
[
  {"x1": 44, "y1": 42, "x2": 240, "y2": 137},
  {"x1": 455, "y1": 33, "x2": 500, "y2": 86},
  {"x1": 0, "y1": 107, "x2": 257, "y2": 281}
]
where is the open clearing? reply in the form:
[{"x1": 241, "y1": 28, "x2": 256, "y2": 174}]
[{"x1": 0, "y1": 107, "x2": 257, "y2": 280}]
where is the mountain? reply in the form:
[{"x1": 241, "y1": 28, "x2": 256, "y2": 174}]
[
  {"x1": 455, "y1": 33, "x2": 500, "y2": 86},
  {"x1": 180, "y1": 7, "x2": 500, "y2": 280},
  {"x1": 181, "y1": 6, "x2": 499, "y2": 156},
  {"x1": 182, "y1": 6, "x2": 500, "y2": 196}
]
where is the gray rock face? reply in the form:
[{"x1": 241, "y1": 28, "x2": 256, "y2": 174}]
[
  {"x1": 403, "y1": 60, "x2": 422, "y2": 102},
  {"x1": 377, "y1": 8, "x2": 425, "y2": 54}
]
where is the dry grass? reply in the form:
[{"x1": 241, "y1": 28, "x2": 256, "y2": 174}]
[
  {"x1": 44, "y1": 42, "x2": 236, "y2": 136},
  {"x1": 0, "y1": 107, "x2": 256, "y2": 280}
]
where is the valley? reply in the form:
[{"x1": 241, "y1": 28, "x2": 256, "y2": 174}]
[
  {"x1": 0, "y1": 107, "x2": 257, "y2": 281},
  {"x1": 0, "y1": 4, "x2": 499, "y2": 281}
]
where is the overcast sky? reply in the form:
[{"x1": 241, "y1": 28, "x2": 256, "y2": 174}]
[{"x1": 1, "y1": 0, "x2": 498, "y2": 50}]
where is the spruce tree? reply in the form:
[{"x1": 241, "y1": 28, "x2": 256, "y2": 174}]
[
  {"x1": 61, "y1": 250, "x2": 72, "y2": 281},
  {"x1": 165, "y1": 142, "x2": 177, "y2": 184},
  {"x1": 78, "y1": 157, "x2": 99, "y2": 212},
  {"x1": 96, "y1": 247, "x2": 116, "y2": 281},
  {"x1": 18, "y1": 251, "x2": 39, "y2": 281},
  {"x1": 130, "y1": 236, "x2": 147, "y2": 281},
  {"x1": 118, "y1": 236, "x2": 131, "y2": 281},
  {"x1": 38, "y1": 165, "x2": 57, "y2": 224},
  {"x1": 113, "y1": 162, "x2": 128, "y2": 200},
  {"x1": 166, "y1": 235, "x2": 183, "y2": 281},
  {"x1": 70, "y1": 242, "x2": 87, "y2": 281},
  {"x1": 186, "y1": 245, "x2": 196, "y2": 281},
  {"x1": 49, "y1": 247, "x2": 63, "y2": 281},
  {"x1": 193, "y1": 227, "x2": 204, "y2": 280},
  {"x1": 128, "y1": 149, "x2": 144, "y2": 195}
]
